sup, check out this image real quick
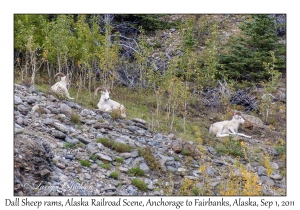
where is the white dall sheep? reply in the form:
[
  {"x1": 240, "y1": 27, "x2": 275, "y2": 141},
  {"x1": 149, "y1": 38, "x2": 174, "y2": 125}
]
[
  {"x1": 94, "y1": 87, "x2": 126, "y2": 118},
  {"x1": 209, "y1": 112, "x2": 251, "y2": 138},
  {"x1": 50, "y1": 73, "x2": 74, "y2": 100}
]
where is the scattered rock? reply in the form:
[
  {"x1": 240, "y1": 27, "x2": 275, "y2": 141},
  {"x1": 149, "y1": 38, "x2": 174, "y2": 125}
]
[
  {"x1": 96, "y1": 153, "x2": 112, "y2": 162},
  {"x1": 60, "y1": 103, "x2": 72, "y2": 118},
  {"x1": 172, "y1": 140, "x2": 183, "y2": 153}
]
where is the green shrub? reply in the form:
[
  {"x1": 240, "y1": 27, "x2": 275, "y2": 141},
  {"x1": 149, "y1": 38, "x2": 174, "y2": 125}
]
[
  {"x1": 71, "y1": 112, "x2": 81, "y2": 124},
  {"x1": 80, "y1": 160, "x2": 91, "y2": 167},
  {"x1": 99, "y1": 163, "x2": 111, "y2": 170},
  {"x1": 115, "y1": 157, "x2": 125, "y2": 164},
  {"x1": 109, "y1": 171, "x2": 119, "y2": 179},
  {"x1": 64, "y1": 142, "x2": 75, "y2": 149},
  {"x1": 138, "y1": 146, "x2": 162, "y2": 171},
  {"x1": 132, "y1": 178, "x2": 148, "y2": 192},
  {"x1": 97, "y1": 138, "x2": 132, "y2": 153},
  {"x1": 129, "y1": 167, "x2": 145, "y2": 176},
  {"x1": 89, "y1": 154, "x2": 98, "y2": 162},
  {"x1": 215, "y1": 136, "x2": 244, "y2": 158}
]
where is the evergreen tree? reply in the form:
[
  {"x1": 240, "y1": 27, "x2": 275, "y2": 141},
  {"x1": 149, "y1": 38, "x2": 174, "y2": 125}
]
[{"x1": 219, "y1": 14, "x2": 285, "y2": 82}]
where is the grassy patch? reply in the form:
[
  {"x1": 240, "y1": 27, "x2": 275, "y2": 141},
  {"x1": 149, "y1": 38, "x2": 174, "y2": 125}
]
[
  {"x1": 64, "y1": 142, "x2": 76, "y2": 149},
  {"x1": 71, "y1": 112, "x2": 81, "y2": 124},
  {"x1": 109, "y1": 171, "x2": 119, "y2": 179},
  {"x1": 89, "y1": 154, "x2": 98, "y2": 162},
  {"x1": 99, "y1": 163, "x2": 112, "y2": 170},
  {"x1": 215, "y1": 136, "x2": 244, "y2": 158},
  {"x1": 97, "y1": 137, "x2": 132, "y2": 153},
  {"x1": 138, "y1": 146, "x2": 161, "y2": 171},
  {"x1": 132, "y1": 178, "x2": 148, "y2": 192},
  {"x1": 80, "y1": 160, "x2": 91, "y2": 167},
  {"x1": 129, "y1": 167, "x2": 145, "y2": 176},
  {"x1": 115, "y1": 157, "x2": 125, "y2": 164}
]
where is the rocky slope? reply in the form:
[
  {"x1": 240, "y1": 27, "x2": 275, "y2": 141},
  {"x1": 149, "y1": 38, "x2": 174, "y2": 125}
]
[{"x1": 14, "y1": 84, "x2": 286, "y2": 196}]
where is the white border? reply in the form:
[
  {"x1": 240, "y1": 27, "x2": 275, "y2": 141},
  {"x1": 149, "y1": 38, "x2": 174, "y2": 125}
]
[{"x1": 2, "y1": 1, "x2": 299, "y2": 209}]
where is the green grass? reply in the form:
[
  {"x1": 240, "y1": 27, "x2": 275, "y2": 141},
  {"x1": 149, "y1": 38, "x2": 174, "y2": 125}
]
[
  {"x1": 89, "y1": 154, "x2": 98, "y2": 162},
  {"x1": 215, "y1": 136, "x2": 244, "y2": 158},
  {"x1": 109, "y1": 171, "x2": 119, "y2": 179},
  {"x1": 71, "y1": 112, "x2": 81, "y2": 124},
  {"x1": 64, "y1": 142, "x2": 76, "y2": 149},
  {"x1": 138, "y1": 146, "x2": 161, "y2": 171},
  {"x1": 80, "y1": 160, "x2": 91, "y2": 167},
  {"x1": 132, "y1": 178, "x2": 148, "y2": 192},
  {"x1": 97, "y1": 137, "x2": 132, "y2": 153},
  {"x1": 115, "y1": 157, "x2": 125, "y2": 164},
  {"x1": 129, "y1": 167, "x2": 145, "y2": 176},
  {"x1": 99, "y1": 163, "x2": 111, "y2": 170}
]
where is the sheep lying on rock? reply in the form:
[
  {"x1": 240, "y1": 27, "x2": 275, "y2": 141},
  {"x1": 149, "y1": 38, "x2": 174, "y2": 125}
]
[
  {"x1": 94, "y1": 87, "x2": 126, "y2": 118},
  {"x1": 209, "y1": 112, "x2": 251, "y2": 138}
]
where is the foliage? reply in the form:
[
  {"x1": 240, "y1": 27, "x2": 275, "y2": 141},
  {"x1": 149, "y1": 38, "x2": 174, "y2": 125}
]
[
  {"x1": 215, "y1": 136, "x2": 245, "y2": 158},
  {"x1": 79, "y1": 160, "x2": 91, "y2": 167},
  {"x1": 115, "y1": 157, "x2": 125, "y2": 164},
  {"x1": 99, "y1": 163, "x2": 111, "y2": 170},
  {"x1": 109, "y1": 171, "x2": 119, "y2": 179},
  {"x1": 219, "y1": 14, "x2": 286, "y2": 82},
  {"x1": 131, "y1": 178, "x2": 148, "y2": 192},
  {"x1": 179, "y1": 178, "x2": 199, "y2": 196},
  {"x1": 138, "y1": 146, "x2": 161, "y2": 171},
  {"x1": 97, "y1": 137, "x2": 132, "y2": 152},
  {"x1": 89, "y1": 154, "x2": 98, "y2": 162},
  {"x1": 71, "y1": 112, "x2": 81, "y2": 124},
  {"x1": 129, "y1": 167, "x2": 145, "y2": 176},
  {"x1": 64, "y1": 142, "x2": 75, "y2": 149}
]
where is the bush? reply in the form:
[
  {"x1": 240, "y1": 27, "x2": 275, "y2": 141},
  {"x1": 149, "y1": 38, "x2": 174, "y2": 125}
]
[
  {"x1": 89, "y1": 154, "x2": 98, "y2": 161},
  {"x1": 115, "y1": 157, "x2": 125, "y2": 164},
  {"x1": 99, "y1": 163, "x2": 111, "y2": 170},
  {"x1": 80, "y1": 160, "x2": 91, "y2": 167},
  {"x1": 132, "y1": 178, "x2": 148, "y2": 192},
  {"x1": 138, "y1": 146, "x2": 161, "y2": 171},
  {"x1": 109, "y1": 171, "x2": 119, "y2": 179},
  {"x1": 64, "y1": 142, "x2": 75, "y2": 149},
  {"x1": 129, "y1": 167, "x2": 145, "y2": 176},
  {"x1": 71, "y1": 112, "x2": 81, "y2": 124},
  {"x1": 215, "y1": 136, "x2": 244, "y2": 158},
  {"x1": 97, "y1": 138, "x2": 132, "y2": 153}
]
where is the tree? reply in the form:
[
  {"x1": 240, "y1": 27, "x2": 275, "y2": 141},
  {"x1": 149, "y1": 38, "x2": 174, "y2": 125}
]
[{"x1": 219, "y1": 14, "x2": 286, "y2": 82}]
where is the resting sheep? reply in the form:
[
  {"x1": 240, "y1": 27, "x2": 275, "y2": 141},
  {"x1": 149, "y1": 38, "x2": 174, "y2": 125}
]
[
  {"x1": 50, "y1": 73, "x2": 74, "y2": 100},
  {"x1": 94, "y1": 87, "x2": 126, "y2": 118},
  {"x1": 209, "y1": 112, "x2": 251, "y2": 138}
]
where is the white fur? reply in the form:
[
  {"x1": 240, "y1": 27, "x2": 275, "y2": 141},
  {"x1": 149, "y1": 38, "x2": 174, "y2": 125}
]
[
  {"x1": 95, "y1": 88, "x2": 126, "y2": 118},
  {"x1": 209, "y1": 113, "x2": 251, "y2": 138},
  {"x1": 50, "y1": 73, "x2": 74, "y2": 100}
]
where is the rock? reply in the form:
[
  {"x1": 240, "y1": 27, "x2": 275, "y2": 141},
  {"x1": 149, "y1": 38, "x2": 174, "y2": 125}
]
[
  {"x1": 241, "y1": 113, "x2": 264, "y2": 128},
  {"x1": 206, "y1": 166, "x2": 216, "y2": 177},
  {"x1": 167, "y1": 166, "x2": 176, "y2": 172},
  {"x1": 127, "y1": 185, "x2": 138, "y2": 196},
  {"x1": 172, "y1": 140, "x2": 183, "y2": 153},
  {"x1": 56, "y1": 162, "x2": 66, "y2": 169},
  {"x1": 43, "y1": 118, "x2": 54, "y2": 125},
  {"x1": 16, "y1": 117, "x2": 24, "y2": 125},
  {"x1": 49, "y1": 95, "x2": 58, "y2": 102},
  {"x1": 51, "y1": 130, "x2": 66, "y2": 139},
  {"x1": 154, "y1": 133, "x2": 164, "y2": 141},
  {"x1": 26, "y1": 96, "x2": 37, "y2": 104},
  {"x1": 77, "y1": 135, "x2": 91, "y2": 144},
  {"x1": 207, "y1": 146, "x2": 217, "y2": 155},
  {"x1": 119, "y1": 153, "x2": 132, "y2": 159},
  {"x1": 132, "y1": 118, "x2": 146, "y2": 125},
  {"x1": 86, "y1": 120, "x2": 97, "y2": 125},
  {"x1": 14, "y1": 96, "x2": 23, "y2": 105},
  {"x1": 130, "y1": 151, "x2": 139, "y2": 158},
  {"x1": 40, "y1": 169, "x2": 51, "y2": 177},
  {"x1": 85, "y1": 173, "x2": 91, "y2": 180},
  {"x1": 96, "y1": 153, "x2": 112, "y2": 162},
  {"x1": 270, "y1": 174, "x2": 282, "y2": 180},
  {"x1": 60, "y1": 104, "x2": 72, "y2": 118},
  {"x1": 139, "y1": 163, "x2": 150, "y2": 173},
  {"x1": 97, "y1": 143, "x2": 105, "y2": 150},
  {"x1": 94, "y1": 122, "x2": 110, "y2": 129},
  {"x1": 271, "y1": 162, "x2": 279, "y2": 170},
  {"x1": 87, "y1": 143, "x2": 99, "y2": 154},
  {"x1": 257, "y1": 166, "x2": 267, "y2": 176},
  {"x1": 52, "y1": 122, "x2": 69, "y2": 133},
  {"x1": 119, "y1": 167, "x2": 129, "y2": 173},
  {"x1": 17, "y1": 104, "x2": 29, "y2": 113},
  {"x1": 259, "y1": 176, "x2": 275, "y2": 186},
  {"x1": 80, "y1": 109, "x2": 90, "y2": 117}
]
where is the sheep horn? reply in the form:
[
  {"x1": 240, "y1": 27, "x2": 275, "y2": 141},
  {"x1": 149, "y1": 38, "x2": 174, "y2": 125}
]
[
  {"x1": 94, "y1": 87, "x2": 105, "y2": 96},
  {"x1": 54, "y1": 72, "x2": 66, "y2": 80}
]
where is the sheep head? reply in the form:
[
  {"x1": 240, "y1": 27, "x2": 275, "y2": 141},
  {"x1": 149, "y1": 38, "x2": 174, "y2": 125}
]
[
  {"x1": 233, "y1": 111, "x2": 245, "y2": 124},
  {"x1": 95, "y1": 87, "x2": 110, "y2": 101}
]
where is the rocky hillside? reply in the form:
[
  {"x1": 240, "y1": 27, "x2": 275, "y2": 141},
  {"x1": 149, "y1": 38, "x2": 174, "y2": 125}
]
[{"x1": 14, "y1": 83, "x2": 286, "y2": 196}]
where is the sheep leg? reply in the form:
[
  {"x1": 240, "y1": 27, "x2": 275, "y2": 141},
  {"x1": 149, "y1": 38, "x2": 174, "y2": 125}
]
[
  {"x1": 236, "y1": 133, "x2": 252, "y2": 138},
  {"x1": 65, "y1": 89, "x2": 74, "y2": 100}
]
